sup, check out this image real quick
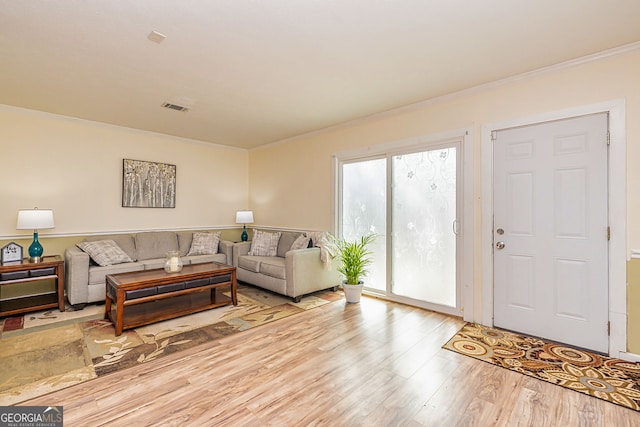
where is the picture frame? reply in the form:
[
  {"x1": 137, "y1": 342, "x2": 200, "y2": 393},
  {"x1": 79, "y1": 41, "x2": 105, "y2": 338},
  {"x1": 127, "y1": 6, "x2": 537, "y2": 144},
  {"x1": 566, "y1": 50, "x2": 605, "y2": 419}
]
[
  {"x1": 1, "y1": 241, "x2": 24, "y2": 265},
  {"x1": 122, "y1": 159, "x2": 176, "y2": 208}
]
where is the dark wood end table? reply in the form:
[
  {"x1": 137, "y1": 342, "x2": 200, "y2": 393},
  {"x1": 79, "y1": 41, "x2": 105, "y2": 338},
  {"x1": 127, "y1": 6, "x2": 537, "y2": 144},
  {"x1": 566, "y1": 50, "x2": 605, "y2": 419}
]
[{"x1": 0, "y1": 255, "x2": 65, "y2": 317}]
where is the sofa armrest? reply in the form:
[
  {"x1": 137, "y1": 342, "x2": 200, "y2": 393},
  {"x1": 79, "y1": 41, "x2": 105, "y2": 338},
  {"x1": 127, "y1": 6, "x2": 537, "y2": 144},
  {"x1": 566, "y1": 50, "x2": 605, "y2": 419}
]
[
  {"x1": 285, "y1": 248, "x2": 341, "y2": 298},
  {"x1": 232, "y1": 241, "x2": 252, "y2": 267},
  {"x1": 218, "y1": 240, "x2": 234, "y2": 265},
  {"x1": 64, "y1": 245, "x2": 90, "y2": 306}
]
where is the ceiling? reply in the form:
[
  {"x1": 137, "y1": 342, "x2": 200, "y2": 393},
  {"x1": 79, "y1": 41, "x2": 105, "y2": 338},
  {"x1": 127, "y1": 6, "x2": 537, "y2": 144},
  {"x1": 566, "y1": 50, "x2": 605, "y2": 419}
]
[{"x1": 2, "y1": 1, "x2": 640, "y2": 149}]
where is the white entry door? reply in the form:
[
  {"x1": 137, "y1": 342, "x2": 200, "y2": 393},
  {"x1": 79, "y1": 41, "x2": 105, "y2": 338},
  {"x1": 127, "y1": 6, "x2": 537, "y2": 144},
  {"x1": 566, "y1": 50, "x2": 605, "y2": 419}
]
[{"x1": 493, "y1": 113, "x2": 609, "y2": 353}]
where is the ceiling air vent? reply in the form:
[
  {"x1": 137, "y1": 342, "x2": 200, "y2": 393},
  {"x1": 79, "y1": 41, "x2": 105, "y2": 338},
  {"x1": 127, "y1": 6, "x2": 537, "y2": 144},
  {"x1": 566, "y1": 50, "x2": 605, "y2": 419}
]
[{"x1": 162, "y1": 102, "x2": 189, "y2": 112}]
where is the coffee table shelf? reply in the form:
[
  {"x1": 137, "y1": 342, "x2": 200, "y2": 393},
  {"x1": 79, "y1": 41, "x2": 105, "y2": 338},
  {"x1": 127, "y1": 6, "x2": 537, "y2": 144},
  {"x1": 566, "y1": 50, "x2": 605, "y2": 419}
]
[{"x1": 113, "y1": 289, "x2": 231, "y2": 330}]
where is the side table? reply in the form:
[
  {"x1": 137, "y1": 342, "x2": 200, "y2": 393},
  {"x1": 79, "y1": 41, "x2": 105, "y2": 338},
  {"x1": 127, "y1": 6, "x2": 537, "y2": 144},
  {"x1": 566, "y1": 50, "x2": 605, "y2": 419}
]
[{"x1": 0, "y1": 255, "x2": 65, "y2": 317}]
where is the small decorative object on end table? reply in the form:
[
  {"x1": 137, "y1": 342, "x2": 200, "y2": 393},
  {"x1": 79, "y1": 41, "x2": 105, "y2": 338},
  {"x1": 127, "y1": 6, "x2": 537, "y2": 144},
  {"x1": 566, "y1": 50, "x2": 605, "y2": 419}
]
[
  {"x1": 1, "y1": 242, "x2": 23, "y2": 265},
  {"x1": 0, "y1": 255, "x2": 65, "y2": 317}
]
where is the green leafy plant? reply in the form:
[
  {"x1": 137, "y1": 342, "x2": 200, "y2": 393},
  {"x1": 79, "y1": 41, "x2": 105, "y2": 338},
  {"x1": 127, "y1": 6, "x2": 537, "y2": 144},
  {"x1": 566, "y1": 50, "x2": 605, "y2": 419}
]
[{"x1": 333, "y1": 234, "x2": 376, "y2": 285}]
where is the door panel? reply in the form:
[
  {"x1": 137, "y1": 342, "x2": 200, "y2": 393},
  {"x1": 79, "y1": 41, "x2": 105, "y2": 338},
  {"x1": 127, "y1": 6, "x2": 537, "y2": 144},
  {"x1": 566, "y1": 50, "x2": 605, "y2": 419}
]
[
  {"x1": 391, "y1": 146, "x2": 458, "y2": 308},
  {"x1": 506, "y1": 255, "x2": 534, "y2": 310},
  {"x1": 341, "y1": 159, "x2": 387, "y2": 291},
  {"x1": 493, "y1": 113, "x2": 608, "y2": 353},
  {"x1": 508, "y1": 172, "x2": 534, "y2": 235},
  {"x1": 555, "y1": 168, "x2": 587, "y2": 238}
]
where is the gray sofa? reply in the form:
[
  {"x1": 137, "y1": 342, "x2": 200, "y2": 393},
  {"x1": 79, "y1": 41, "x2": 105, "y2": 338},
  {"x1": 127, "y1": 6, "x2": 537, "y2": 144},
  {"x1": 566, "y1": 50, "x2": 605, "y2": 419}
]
[
  {"x1": 65, "y1": 231, "x2": 232, "y2": 307},
  {"x1": 232, "y1": 229, "x2": 340, "y2": 302}
]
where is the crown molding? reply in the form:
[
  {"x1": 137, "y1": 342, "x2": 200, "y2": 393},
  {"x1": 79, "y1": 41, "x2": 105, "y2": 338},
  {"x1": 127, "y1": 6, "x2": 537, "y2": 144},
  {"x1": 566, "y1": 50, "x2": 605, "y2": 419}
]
[{"x1": 256, "y1": 41, "x2": 640, "y2": 151}]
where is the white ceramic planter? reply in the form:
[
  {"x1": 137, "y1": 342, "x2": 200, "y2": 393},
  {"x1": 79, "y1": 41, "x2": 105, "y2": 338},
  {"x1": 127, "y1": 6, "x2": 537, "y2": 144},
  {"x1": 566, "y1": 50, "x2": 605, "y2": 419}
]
[{"x1": 343, "y1": 283, "x2": 364, "y2": 303}]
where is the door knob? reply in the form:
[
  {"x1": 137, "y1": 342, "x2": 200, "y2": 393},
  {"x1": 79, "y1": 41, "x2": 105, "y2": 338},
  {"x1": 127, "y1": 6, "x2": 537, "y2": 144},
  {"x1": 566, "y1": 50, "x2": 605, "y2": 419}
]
[{"x1": 496, "y1": 241, "x2": 505, "y2": 250}]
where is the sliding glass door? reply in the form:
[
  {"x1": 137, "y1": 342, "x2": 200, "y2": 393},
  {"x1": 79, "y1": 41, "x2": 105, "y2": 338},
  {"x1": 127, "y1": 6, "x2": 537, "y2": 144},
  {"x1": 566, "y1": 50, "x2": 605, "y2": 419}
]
[
  {"x1": 341, "y1": 158, "x2": 386, "y2": 291},
  {"x1": 338, "y1": 140, "x2": 461, "y2": 313},
  {"x1": 391, "y1": 147, "x2": 457, "y2": 307}
]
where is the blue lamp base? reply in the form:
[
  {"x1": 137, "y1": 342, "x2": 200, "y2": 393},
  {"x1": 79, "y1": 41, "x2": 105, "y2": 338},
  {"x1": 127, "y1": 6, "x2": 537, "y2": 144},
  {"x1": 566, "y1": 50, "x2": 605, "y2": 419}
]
[
  {"x1": 28, "y1": 231, "x2": 44, "y2": 262},
  {"x1": 241, "y1": 225, "x2": 248, "y2": 242}
]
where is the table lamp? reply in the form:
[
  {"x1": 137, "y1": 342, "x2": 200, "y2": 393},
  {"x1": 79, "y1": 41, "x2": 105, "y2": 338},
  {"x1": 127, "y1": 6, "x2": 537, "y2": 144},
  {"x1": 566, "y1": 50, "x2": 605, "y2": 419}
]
[
  {"x1": 235, "y1": 210, "x2": 254, "y2": 242},
  {"x1": 17, "y1": 208, "x2": 55, "y2": 262}
]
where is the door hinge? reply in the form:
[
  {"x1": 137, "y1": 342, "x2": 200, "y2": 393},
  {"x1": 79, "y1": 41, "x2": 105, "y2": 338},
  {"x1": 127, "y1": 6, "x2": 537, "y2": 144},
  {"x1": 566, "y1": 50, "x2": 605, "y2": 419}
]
[
  {"x1": 608, "y1": 321, "x2": 611, "y2": 336},
  {"x1": 607, "y1": 131, "x2": 611, "y2": 146},
  {"x1": 491, "y1": 130, "x2": 498, "y2": 142},
  {"x1": 607, "y1": 226, "x2": 611, "y2": 241}
]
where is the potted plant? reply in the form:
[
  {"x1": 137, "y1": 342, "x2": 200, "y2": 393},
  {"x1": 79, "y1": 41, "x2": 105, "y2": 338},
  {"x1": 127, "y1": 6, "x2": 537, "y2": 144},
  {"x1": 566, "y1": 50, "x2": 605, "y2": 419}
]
[{"x1": 333, "y1": 234, "x2": 376, "y2": 303}]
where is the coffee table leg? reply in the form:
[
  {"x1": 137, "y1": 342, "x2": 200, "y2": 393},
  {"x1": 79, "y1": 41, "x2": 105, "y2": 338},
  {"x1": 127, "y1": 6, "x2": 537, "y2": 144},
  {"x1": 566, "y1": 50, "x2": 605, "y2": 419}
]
[
  {"x1": 105, "y1": 294, "x2": 112, "y2": 320},
  {"x1": 231, "y1": 271, "x2": 237, "y2": 306},
  {"x1": 115, "y1": 289, "x2": 124, "y2": 336}
]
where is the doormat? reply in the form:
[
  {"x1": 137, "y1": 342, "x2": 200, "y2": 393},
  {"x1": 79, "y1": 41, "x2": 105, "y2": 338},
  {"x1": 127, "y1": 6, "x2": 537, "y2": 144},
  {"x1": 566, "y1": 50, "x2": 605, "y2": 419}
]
[
  {"x1": 443, "y1": 323, "x2": 640, "y2": 411},
  {"x1": 0, "y1": 284, "x2": 343, "y2": 405}
]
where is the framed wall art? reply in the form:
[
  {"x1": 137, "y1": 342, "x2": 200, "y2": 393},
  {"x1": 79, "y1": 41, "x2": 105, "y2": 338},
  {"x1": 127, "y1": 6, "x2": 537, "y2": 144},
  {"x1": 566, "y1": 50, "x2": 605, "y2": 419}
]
[{"x1": 122, "y1": 159, "x2": 176, "y2": 208}]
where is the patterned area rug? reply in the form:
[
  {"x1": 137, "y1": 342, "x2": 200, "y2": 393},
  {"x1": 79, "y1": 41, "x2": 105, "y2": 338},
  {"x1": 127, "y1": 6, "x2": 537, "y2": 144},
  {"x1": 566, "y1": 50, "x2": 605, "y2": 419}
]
[
  {"x1": 443, "y1": 323, "x2": 640, "y2": 411},
  {"x1": 0, "y1": 284, "x2": 342, "y2": 405}
]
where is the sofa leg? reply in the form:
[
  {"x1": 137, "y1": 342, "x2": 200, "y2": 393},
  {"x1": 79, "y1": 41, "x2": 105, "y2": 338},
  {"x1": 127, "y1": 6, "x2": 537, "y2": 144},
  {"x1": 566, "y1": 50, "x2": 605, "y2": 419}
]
[
  {"x1": 71, "y1": 303, "x2": 86, "y2": 311},
  {"x1": 331, "y1": 286, "x2": 339, "y2": 292},
  {"x1": 292, "y1": 296, "x2": 303, "y2": 303}
]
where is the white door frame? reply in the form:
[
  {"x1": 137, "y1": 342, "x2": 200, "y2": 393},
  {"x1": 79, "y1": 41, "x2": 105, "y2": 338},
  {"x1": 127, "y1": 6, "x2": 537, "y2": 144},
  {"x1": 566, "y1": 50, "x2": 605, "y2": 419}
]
[{"x1": 480, "y1": 99, "x2": 627, "y2": 358}]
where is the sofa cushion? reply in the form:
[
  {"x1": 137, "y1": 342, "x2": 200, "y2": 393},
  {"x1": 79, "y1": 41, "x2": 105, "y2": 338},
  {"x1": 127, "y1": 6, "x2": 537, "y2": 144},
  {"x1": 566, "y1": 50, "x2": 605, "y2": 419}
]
[
  {"x1": 238, "y1": 256, "x2": 261, "y2": 273},
  {"x1": 177, "y1": 232, "x2": 193, "y2": 257},
  {"x1": 140, "y1": 258, "x2": 166, "y2": 270},
  {"x1": 77, "y1": 240, "x2": 133, "y2": 266},
  {"x1": 277, "y1": 232, "x2": 300, "y2": 258},
  {"x1": 88, "y1": 262, "x2": 145, "y2": 285},
  {"x1": 260, "y1": 258, "x2": 286, "y2": 280},
  {"x1": 187, "y1": 232, "x2": 220, "y2": 255},
  {"x1": 249, "y1": 229, "x2": 281, "y2": 256},
  {"x1": 84, "y1": 234, "x2": 137, "y2": 261},
  {"x1": 135, "y1": 232, "x2": 179, "y2": 261},
  {"x1": 290, "y1": 234, "x2": 311, "y2": 251},
  {"x1": 186, "y1": 253, "x2": 226, "y2": 265}
]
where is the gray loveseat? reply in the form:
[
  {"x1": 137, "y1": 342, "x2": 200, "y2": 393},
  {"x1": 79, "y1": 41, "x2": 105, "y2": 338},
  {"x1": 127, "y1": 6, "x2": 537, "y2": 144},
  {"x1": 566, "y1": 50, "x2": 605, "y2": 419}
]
[
  {"x1": 232, "y1": 229, "x2": 340, "y2": 302},
  {"x1": 65, "y1": 231, "x2": 232, "y2": 307}
]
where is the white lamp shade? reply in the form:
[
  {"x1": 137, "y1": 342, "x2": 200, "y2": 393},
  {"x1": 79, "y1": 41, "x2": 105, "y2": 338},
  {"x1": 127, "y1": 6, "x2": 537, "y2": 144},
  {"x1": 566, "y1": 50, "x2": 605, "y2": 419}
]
[
  {"x1": 235, "y1": 210, "x2": 254, "y2": 224},
  {"x1": 17, "y1": 209, "x2": 55, "y2": 230}
]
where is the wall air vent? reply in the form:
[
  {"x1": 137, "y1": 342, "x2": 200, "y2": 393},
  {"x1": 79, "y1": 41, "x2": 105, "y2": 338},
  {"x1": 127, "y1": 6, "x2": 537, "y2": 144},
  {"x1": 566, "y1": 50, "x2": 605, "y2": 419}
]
[{"x1": 162, "y1": 102, "x2": 189, "y2": 112}]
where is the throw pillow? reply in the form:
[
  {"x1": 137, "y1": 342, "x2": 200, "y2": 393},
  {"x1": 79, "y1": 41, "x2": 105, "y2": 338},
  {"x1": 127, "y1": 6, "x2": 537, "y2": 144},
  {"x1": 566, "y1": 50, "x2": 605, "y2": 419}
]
[
  {"x1": 248, "y1": 229, "x2": 281, "y2": 256},
  {"x1": 187, "y1": 232, "x2": 221, "y2": 256},
  {"x1": 276, "y1": 233, "x2": 298, "y2": 258},
  {"x1": 76, "y1": 240, "x2": 133, "y2": 267},
  {"x1": 290, "y1": 234, "x2": 311, "y2": 251}
]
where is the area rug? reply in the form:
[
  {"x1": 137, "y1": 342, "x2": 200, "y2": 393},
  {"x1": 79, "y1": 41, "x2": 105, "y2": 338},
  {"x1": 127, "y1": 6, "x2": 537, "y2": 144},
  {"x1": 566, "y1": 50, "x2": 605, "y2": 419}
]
[
  {"x1": 0, "y1": 284, "x2": 342, "y2": 405},
  {"x1": 443, "y1": 323, "x2": 640, "y2": 411}
]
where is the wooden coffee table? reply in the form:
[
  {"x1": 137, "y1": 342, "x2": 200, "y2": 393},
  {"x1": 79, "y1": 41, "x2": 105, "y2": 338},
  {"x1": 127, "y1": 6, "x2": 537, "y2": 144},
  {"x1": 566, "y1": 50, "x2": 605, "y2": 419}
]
[{"x1": 105, "y1": 262, "x2": 237, "y2": 336}]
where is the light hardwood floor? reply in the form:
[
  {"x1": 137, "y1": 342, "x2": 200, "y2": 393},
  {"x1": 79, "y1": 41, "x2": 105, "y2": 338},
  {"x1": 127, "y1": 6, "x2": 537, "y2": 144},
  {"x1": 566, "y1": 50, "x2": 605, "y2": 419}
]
[{"x1": 24, "y1": 295, "x2": 639, "y2": 426}]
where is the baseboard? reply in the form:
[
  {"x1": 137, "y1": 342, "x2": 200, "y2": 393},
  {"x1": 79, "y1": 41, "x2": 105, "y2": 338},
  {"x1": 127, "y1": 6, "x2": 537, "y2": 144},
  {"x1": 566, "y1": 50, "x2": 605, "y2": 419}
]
[{"x1": 618, "y1": 351, "x2": 640, "y2": 362}]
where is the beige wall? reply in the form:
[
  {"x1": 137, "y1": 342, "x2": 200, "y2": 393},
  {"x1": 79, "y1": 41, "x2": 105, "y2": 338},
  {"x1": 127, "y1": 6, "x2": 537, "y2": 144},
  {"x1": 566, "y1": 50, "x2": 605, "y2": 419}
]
[
  {"x1": 0, "y1": 105, "x2": 249, "y2": 240},
  {"x1": 627, "y1": 259, "x2": 640, "y2": 353},
  {"x1": 249, "y1": 49, "x2": 640, "y2": 351}
]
